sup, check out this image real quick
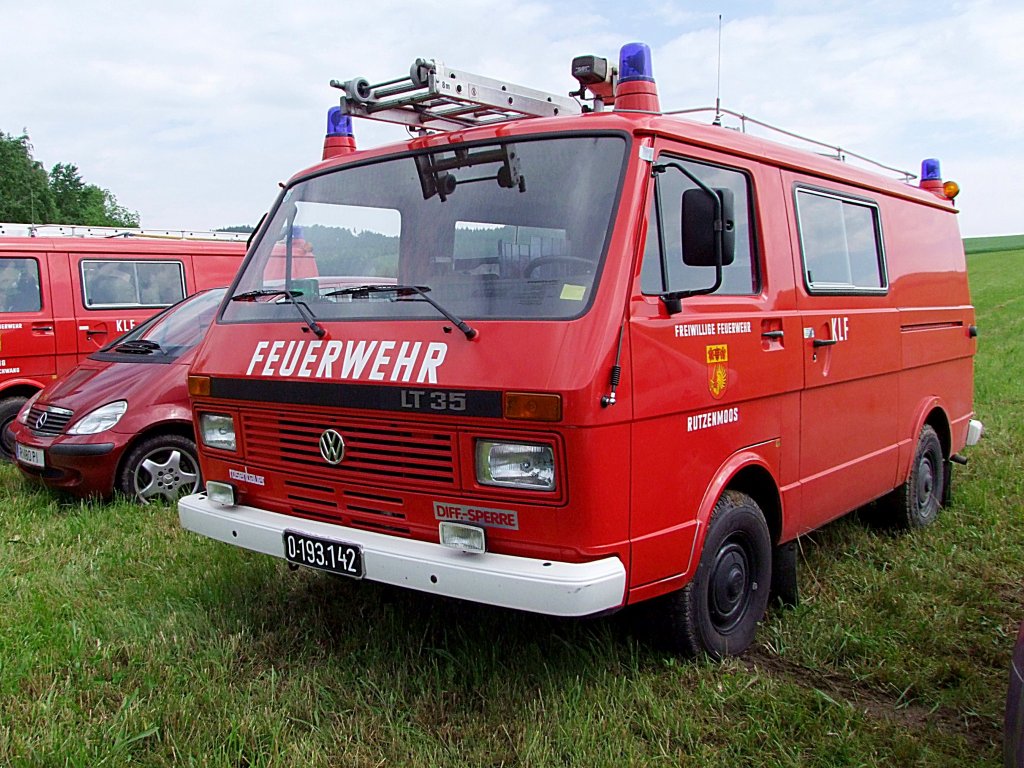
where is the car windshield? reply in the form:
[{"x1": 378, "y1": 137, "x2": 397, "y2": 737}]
[
  {"x1": 97, "y1": 287, "x2": 226, "y2": 360},
  {"x1": 222, "y1": 135, "x2": 626, "y2": 324}
]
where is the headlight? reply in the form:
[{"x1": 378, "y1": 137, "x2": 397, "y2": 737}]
[
  {"x1": 475, "y1": 440, "x2": 555, "y2": 491},
  {"x1": 16, "y1": 391, "x2": 43, "y2": 425},
  {"x1": 67, "y1": 400, "x2": 127, "y2": 435},
  {"x1": 200, "y1": 413, "x2": 236, "y2": 451}
]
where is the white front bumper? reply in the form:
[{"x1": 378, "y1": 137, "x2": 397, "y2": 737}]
[{"x1": 178, "y1": 493, "x2": 627, "y2": 617}]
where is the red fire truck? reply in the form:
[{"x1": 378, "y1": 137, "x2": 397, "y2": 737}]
[
  {"x1": 178, "y1": 44, "x2": 983, "y2": 657},
  {"x1": 0, "y1": 225, "x2": 246, "y2": 459}
]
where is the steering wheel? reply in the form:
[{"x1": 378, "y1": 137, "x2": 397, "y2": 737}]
[{"x1": 523, "y1": 256, "x2": 594, "y2": 278}]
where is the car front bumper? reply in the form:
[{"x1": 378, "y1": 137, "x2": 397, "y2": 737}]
[{"x1": 178, "y1": 492, "x2": 627, "y2": 617}]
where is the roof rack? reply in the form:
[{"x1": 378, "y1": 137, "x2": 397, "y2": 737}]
[
  {"x1": 330, "y1": 59, "x2": 582, "y2": 133},
  {"x1": 667, "y1": 107, "x2": 917, "y2": 182},
  {"x1": 0, "y1": 223, "x2": 248, "y2": 241}
]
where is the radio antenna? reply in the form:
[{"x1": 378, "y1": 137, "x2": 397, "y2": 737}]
[{"x1": 713, "y1": 14, "x2": 723, "y2": 126}]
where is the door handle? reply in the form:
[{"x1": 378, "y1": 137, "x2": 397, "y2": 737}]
[
  {"x1": 86, "y1": 328, "x2": 106, "y2": 338},
  {"x1": 761, "y1": 330, "x2": 784, "y2": 339},
  {"x1": 32, "y1": 325, "x2": 54, "y2": 332},
  {"x1": 812, "y1": 338, "x2": 837, "y2": 348}
]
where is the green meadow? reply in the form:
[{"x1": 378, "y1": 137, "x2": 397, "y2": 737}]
[{"x1": 1, "y1": 240, "x2": 1020, "y2": 766}]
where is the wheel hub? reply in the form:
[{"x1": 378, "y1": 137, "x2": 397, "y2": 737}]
[{"x1": 709, "y1": 540, "x2": 752, "y2": 632}]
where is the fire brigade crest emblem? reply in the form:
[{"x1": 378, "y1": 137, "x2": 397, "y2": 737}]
[{"x1": 706, "y1": 344, "x2": 729, "y2": 399}]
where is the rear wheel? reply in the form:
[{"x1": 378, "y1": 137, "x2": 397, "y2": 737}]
[
  {"x1": 893, "y1": 424, "x2": 945, "y2": 529},
  {"x1": 655, "y1": 490, "x2": 772, "y2": 659},
  {"x1": 0, "y1": 396, "x2": 28, "y2": 462},
  {"x1": 117, "y1": 434, "x2": 201, "y2": 504}
]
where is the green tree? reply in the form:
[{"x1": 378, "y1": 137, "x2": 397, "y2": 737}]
[
  {"x1": 48, "y1": 162, "x2": 139, "y2": 227},
  {"x1": 0, "y1": 131, "x2": 57, "y2": 223},
  {"x1": 0, "y1": 131, "x2": 139, "y2": 227}
]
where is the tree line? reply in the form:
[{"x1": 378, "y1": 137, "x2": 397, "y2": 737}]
[{"x1": 0, "y1": 131, "x2": 139, "y2": 227}]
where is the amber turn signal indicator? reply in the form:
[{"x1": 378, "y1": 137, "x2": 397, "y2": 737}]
[
  {"x1": 943, "y1": 180, "x2": 960, "y2": 200},
  {"x1": 188, "y1": 375, "x2": 211, "y2": 397},
  {"x1": 504, "y1": 392, "x2": 562, "y2": 422}
]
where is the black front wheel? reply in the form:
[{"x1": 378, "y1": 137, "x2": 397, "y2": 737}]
[
  {"x1": 656, "y1": 490, "x2": 772, "y2": 659},
  {"x1": 0, "y1": 395, "x2": 28, "y2": 462},
  {"x1": 117, "y1": 434, "x2": 201, "y2": 504}
]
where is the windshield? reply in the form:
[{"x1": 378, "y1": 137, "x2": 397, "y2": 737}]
[
  {"x1": 223, "y1": 135, "x2": 626, "y2": 324},
  {"x1": 94, "y1": 287, "x2": 227, "y2": 361}
]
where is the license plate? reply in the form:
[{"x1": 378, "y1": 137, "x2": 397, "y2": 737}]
[
  {"x1": 283, "y1": 530, "x2": 364, "y2": 579},
  {"x1": 16, "y1": 443, "x2": 44, "y2": 468}
]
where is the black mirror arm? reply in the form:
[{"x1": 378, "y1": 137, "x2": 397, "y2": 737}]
[{"x1": 651, "y1": 163, "x2": 726, "y2": 314}]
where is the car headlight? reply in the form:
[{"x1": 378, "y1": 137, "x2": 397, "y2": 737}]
[
  {"x1": 475, "y1": 440, "x2": 555, "y2": 491},
  {"x1": 16, "y1": 391, "x2": 43, "y2": 425},
  {"x1": 200, "y1": 413, "x2": 236, "y2": 451},
  {"x1": 67, "y1": 400, "x2": 128, "y2": 435}
]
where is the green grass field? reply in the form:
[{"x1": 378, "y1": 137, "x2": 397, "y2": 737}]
[{"x1": 1, "y1": 245, "x2": 1021, "y2": 767}]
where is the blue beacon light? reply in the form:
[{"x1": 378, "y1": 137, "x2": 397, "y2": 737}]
[
  {"x1": 327, "y1": 106, "x2": 354, "y2": 137},
  {"x1": 618, "y1": 42, "x2": 654, "y2": 83},
  {"x1": 921, "y1": 158, "x2": 942, "y2": 181}
]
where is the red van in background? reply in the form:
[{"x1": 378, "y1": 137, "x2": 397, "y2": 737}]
[
  {"x1": 0, "y1": 224, "x2": 245, "y2": 458},
  {"x1": 10, "y1": 287, "x2": 227, "y2": 503}
]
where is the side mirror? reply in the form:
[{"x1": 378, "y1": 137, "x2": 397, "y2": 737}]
[{"x1": 681, "y1": 187, "x2": 736, "y2": 267}]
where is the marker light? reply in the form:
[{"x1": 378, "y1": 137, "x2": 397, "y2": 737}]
[
  {"x1": 921, "y1": 158, "x2": 942, "y2": 181},
  {"x1": 618, "y1": 42, "x2": 654, "y2": 83},
  {"x1": 504, "y1": 392, "x2": 562, "y2": 422},
  {"x1": 943, "y1": 180, "x2": 960, "y2": 199},
  {"x1": 326, "y1": 106, "x2": 353, "y2": 137},
  {"x1": 188, "y1": 375, "x2": 211, "y2": 397}
]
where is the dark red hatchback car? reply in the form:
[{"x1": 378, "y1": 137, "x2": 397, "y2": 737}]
[{"x1": 10, "y1": 287, "x2": 226, "y2": 503}]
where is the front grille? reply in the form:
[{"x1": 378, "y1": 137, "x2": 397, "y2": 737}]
[
  {"x1": 243, "y1": 411, "x2": 457, "y2": 489},
  {"x1": 283, "y1": 479, "x2": 412, "y2": 536},
  {"x1": 27, "y1": 406, "x2": 74, "y2": 437}
]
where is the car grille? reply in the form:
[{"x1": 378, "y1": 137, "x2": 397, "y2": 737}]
[
  {"x1": 27, "y1": 405, "x2": 74, "y2": 437},
  {"x1": 242, "y1": 411, "x2": 457, "y2": 489}
]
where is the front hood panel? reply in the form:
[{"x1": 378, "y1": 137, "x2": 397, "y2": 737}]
[{"x1": 38, "y1": 358, "x2": 187, "y2": 417}]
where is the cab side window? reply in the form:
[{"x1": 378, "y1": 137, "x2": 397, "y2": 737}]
[
  {"x1": 0, "y1": 258, "x2": 42, "y2": 313},
  {"x1": 796, "y1": 188, "x2": 886, "y2": 293},
  {"x1": 641, "y1": 157, "x2": 758, "y2": 296},
  {"x1": 82, "y1": 260, "x2": 186, "y2": 308}
]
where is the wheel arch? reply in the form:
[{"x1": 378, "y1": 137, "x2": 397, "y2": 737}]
[
  {"x1": 901, "y1": 398, "x2": 952, "y2": 484},
  {"x1": 113, "y1": 418, "x2": 196, "y2": 482},
  {"x1": 0, "y1": 382, "x2": 43, "y2": 401},
  {"x1": 695, "y1": 446, "x2": 784, "y2": 546}
]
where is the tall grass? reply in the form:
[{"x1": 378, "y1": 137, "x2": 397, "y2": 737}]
[{"x1": 0, "y1": 248, "x2": 1020, "y2": 767}]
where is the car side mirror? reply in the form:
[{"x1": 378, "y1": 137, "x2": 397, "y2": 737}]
[{"x1": 681, "y1": 187, "x2": 736, "y2": 267}]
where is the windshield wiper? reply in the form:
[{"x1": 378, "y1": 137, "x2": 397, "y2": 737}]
[
  {"x1": 231, "y1": 288, "x2": 326, "y2": 338},
  {"x1": 113, "y1": 339, "x2": 162, "y2": 355},
  {"x1": 323, "y1": 284, "x2": 477, "y2": 340}
]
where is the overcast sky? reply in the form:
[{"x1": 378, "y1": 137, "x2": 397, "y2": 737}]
[{"x1": 2, "y1": 0, "x2": 1021, "y2": 237}]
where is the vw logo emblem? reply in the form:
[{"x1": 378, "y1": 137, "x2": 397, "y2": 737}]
[
  {"x1": 319, "y1": 429, "x2": 346, "y2": 465},
  {"x1": 35, "y1": 412, "x2": 48, "y2": 430}
]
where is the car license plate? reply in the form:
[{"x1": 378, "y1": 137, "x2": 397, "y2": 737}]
[
  {"x1": 283, "y1": 530, "x2": 363, "y2": 579},
  {"x1": 16, "y1": 443, "x2": 44, "y2": 468}
]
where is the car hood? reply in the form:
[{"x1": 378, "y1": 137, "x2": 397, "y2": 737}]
[{"x1": 36, "y1": 356, "x2": 189, "y2": 418}]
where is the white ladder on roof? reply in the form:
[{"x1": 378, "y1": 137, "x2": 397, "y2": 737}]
[{"x1": 331, "y1": 59, "x2": 582, "y2": 132}]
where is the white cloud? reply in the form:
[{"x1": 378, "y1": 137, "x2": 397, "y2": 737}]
[{"x1": 2, "y1": 0, "x2": 1021, "y2": 235}]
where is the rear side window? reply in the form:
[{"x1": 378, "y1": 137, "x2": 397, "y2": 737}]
[
  {"x1": 796, "y1": 188, "x2": 886, "y2": 293},
  {"x1": 82, "y1": 260, "x2": 186, "y2": 308},
  {"x1": 0, "y1": 258, "x2": 42, "y2": 312}
]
